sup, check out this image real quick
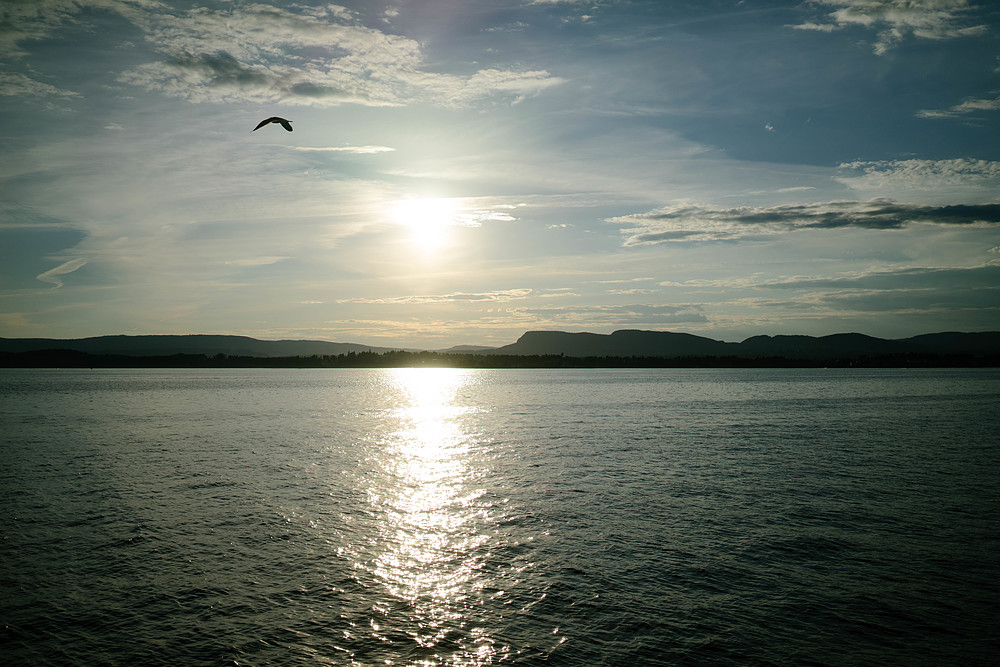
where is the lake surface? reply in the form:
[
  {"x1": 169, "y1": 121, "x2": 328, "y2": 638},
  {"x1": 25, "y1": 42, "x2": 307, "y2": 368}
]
[{"x1": 2, "y1": 368, "x2": 998, "y2": 665}]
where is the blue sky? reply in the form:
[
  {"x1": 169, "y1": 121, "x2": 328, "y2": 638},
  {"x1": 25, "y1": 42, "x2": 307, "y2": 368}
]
[{"x1": 2, "y1": 0, "x2": 998, "y2": 347}]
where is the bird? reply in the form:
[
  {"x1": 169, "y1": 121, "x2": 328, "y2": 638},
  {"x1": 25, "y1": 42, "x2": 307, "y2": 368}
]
[{"x1": 252, "y1": 117, "x2": 293, "y2": 132}]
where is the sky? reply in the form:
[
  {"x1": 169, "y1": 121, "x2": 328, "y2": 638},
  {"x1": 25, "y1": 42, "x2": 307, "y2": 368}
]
[{"x1": 1, "y1": 0, "x2": 999, "y2": 348}]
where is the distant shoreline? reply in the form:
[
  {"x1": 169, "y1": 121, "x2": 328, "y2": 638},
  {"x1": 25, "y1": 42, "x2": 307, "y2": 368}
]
[{"x1": 2, "y1": 349, "x2": 997, "y2": 369}]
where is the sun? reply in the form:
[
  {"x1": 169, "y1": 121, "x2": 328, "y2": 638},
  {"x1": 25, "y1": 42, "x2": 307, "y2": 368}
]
[{"x1": 392, "y1": 197, "x2": 460, "y2": 252}]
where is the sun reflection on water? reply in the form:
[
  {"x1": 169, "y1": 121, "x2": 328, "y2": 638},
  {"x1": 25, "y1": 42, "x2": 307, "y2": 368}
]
[{"x1": 363, "y1": 368, "x2": 499, "y2": 664}]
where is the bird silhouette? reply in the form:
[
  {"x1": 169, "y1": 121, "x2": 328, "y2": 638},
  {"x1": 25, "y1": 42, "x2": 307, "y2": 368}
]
[{"x1": 252, "y1": 117, "x2": 293, "y2": 132}]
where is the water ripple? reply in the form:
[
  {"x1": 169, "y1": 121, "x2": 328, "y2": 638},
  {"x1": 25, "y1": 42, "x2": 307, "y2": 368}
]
[{"x1": 2, "y1": 368, "x2": 998, "y2": 665}]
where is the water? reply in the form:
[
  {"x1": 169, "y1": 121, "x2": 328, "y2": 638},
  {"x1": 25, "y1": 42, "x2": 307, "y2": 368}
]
[{"x1": 2, "y1": 368, "x2": 998, "y2": 665}]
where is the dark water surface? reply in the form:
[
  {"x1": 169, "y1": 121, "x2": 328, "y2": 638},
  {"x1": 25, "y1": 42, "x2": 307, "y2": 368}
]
[{"x1": 2, "y1": 368, "x2": 998, "y2": 665}]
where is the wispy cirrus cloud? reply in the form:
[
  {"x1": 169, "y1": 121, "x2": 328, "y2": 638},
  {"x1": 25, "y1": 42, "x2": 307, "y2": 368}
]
[
  {"x1": 916, "y1": 95, "x2": 1000, "y2": 119},
  {"x1": 605, "y1": 288, "x2": 656, "y2": 295},
  {"x1": 594, "y1": 277, "x2": 656, "y2": 285},
  {"x1": 223, "y1": 256, "x2": 289, "y2": 268},
  {"x1": 36, "y1": 258, "x2": 86, "y2": 288},
  {"x1": 456, "y1": 205, "x2": 520, "y2": 227},
  {"x1": 292, "y1": 146, "x2": 395, "y2": 154},
  {"x1": 0, "y1": 72, "x2": 80, "y2": 99},
  {"x1": 339, "y1": 288, "x2": 534, "y2": 305},
  {"x1": 789, "y1": 0, "x2": 988, "y2": 54},
  {"x1": 507, "y1": 304, "x2": 708, "y2": 325},
  {"x1": 611, "y1": 200, "x2": 1000, "y2": 245}
]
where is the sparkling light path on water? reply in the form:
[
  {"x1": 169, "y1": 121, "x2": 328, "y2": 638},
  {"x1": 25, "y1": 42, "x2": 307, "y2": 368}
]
[
  {"x1": 356, "y1": 369, "x2": 504, "y2": 665},
  {"x1": 3, "y1": 369, "x2": 997, "y2": 665}
]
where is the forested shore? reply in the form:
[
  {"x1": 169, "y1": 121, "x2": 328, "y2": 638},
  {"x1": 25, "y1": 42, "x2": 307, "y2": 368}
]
[{"x1": 2, "y1": 348, "x2": 997, "y2": 369}]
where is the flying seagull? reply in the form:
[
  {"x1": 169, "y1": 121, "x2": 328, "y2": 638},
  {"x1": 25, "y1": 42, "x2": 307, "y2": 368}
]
[{"x1": 252, "y1": 117, "x2": 293, "y2": 132}]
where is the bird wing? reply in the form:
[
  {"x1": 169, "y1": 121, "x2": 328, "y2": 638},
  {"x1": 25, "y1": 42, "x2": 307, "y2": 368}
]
[{"x1": 252, "y1": 117, "x2": 292, "y2": 132}]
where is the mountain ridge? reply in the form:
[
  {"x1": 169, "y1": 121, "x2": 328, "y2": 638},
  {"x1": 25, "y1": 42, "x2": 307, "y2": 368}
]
[
  {"x1": 0, "y1": 334, "x2": 405, "y2": 358},
  {"x1": 1, "y1": 329, "x2": 997, "y2": 361},
  {"x1": 486, "y1": 329, "x2": 1000, "y2": 359}
]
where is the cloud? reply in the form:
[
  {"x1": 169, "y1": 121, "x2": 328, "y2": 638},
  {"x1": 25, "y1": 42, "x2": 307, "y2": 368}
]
[
  {"x1": 443, "y1": 68, "x2": 565, "y2": 106},
  {"x1": 1, "y1": 1, "x2": 562, "y2": 108},
  {"x1": 456, "y1": 205, "x2": 519, "y2": 227},
  {"x1": 0, "y1": 71, "x2": 80, "y2": 99},
  {"x1": 0, "y1": 0, "x2": 127, "y2": 57},
  {"x1": 507, "y1": 304, "x2": 709, "y2": 325},
  {"x1": 836, "y1": 159, "x2": 1000, "y2": 192},
  {"x1": 223, "y1": 256, "x2": 290, "y2": 268},
  {"x1": 792, "y1": 22, "x2": 839, "y2": 33},
  {"x1": 659, "y1": 277, "x2": 761, "y2": 288},
  {"x1": 758, "y1": 263, "x2": 1000, "y2": 313},
  {"x1": 916, "y1": 95, "x2": 1000, "y2": 119},
  {"x1": 789, "y1": 0, "x2": 988, "y2": 54},
  {"x1": 611, "y1": 199, "x2": 1000, "y2": 245},
  {"x1": 36, "y1": 258, "x2": 86, "y2": 288},
  {"x1": 485, "y1": 22, "x2": 530, "y2": 33},
  {"x1": 765, "y1": 262, "x2": 1000, "y2": 291},
  {"x1": 606, "y1": 288, "x2": 657, "y2": 295},
  {"x1": 292, "y1": 146, "x2": 395, "y2": 154},
  {"x1": 594, "y1": 277, "x2": 656, "y2": 284},
  {"x1": 339, "y1": 288, "x2": 534, "y2": 304},
  {"x1": 112, "y1": 3, "x2": 563, "y2": 107}
]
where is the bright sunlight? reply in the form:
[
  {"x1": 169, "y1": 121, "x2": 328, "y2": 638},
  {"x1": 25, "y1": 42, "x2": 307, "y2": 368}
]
[{"x1": 392, "y1": 197, "x2": 461, "y2": 252}]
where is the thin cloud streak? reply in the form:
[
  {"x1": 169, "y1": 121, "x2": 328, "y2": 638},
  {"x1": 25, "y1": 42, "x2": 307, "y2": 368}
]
[
  {"x1": 750, "y1": 263, "x2": 1000, "y2": 318},
  {"x1": 36, "y1": 258, "x2": 86, "y2": 288},
  {"x1": 339, "y1": 289, "x2": 534, "y2": 305},
  {"x1": 507, "y1": 304, "x2": 709, "y2": 325},
  {"x1": 292, "y1": 146, "x2": 395, "y2": 154},
  {"x1": 917, "y1": 95, "x2": 1000, "y2": 119},
  {"x1": 764, "y1": 262, "x2": 1000, "y2": 291},
  {"x1": 0, "y1": 72, "x2": 80, "y2": 99}
]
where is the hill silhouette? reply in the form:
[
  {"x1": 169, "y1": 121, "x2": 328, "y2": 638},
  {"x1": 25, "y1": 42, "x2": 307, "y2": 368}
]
[
  {"x1": 0, "y1": 334, "x2": 402, "y2": 358},
  {"x1": 1, "y1": 330, "x2": 997, "y2": 367},
  {"x1": 489, "y1": 329, "x2": 1000, "y2": 360},
  {"x1": 490, "y1": 330, "x2": 733, "y2": 357}
]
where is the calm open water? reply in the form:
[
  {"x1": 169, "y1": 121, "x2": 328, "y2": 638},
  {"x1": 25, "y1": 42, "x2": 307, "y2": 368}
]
[{"x1": 1, "y1": 368, "x2": 998, "y2": 666}]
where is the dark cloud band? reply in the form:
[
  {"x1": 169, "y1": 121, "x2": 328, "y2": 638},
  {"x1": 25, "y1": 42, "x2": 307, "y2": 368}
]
[{"x1": 611, "y1": 200, "x2": 1000, "y2": 245}]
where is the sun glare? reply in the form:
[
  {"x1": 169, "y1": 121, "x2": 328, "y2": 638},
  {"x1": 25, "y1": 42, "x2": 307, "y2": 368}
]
[
  {"x1": 392, "y1": 197, "x2": 460, "y2": 252},
  {"x1": 364, "y1": 368, "x2": 495, "y2": 657}
]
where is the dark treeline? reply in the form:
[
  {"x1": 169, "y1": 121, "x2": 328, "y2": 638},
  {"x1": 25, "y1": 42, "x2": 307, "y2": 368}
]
[{"x1": 1, "y1": 348, "x2": 997, "y2": 369}]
